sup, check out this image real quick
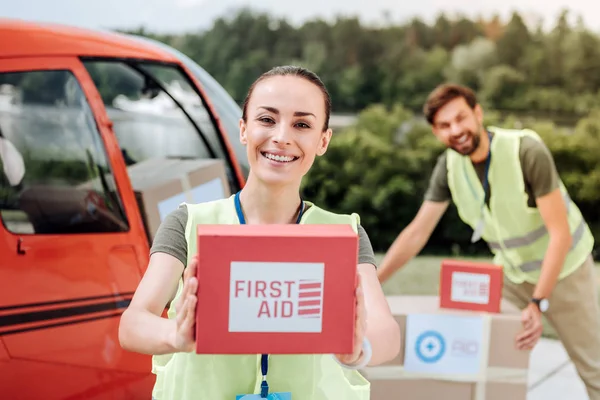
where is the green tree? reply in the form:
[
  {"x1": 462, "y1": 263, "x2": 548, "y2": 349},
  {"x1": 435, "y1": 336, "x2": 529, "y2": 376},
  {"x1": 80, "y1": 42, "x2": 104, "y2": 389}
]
[{"x1": 495, "y1": 12, "x2": 531, "y2": 68}]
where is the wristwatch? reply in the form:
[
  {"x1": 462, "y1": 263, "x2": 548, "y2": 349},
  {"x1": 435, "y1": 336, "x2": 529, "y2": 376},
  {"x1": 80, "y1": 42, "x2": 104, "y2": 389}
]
[{"x1": 531, "y1": 297, "x2": 549, "y2": 312}]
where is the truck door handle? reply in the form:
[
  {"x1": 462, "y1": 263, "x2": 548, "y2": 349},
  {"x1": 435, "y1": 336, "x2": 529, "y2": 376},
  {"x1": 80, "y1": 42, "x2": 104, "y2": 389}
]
[{"x1": 17, "y1": 238, "x2": 28, "y2": 255}]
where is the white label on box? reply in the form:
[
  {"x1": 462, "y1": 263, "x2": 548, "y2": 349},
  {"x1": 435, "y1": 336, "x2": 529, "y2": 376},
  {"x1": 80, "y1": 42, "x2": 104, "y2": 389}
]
[
  {"x1": 228, "y1": 261, "x2": 325, "y2": 333},
  {"x1": 404, "y1": 314, "x2": 484, "y2": 375},
  {"x1": 451, "y1": 272, "x2": 491, "y2": 304}
]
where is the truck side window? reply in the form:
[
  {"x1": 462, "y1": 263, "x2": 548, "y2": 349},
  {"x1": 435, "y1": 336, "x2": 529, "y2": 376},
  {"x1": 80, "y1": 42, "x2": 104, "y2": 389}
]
[
  {"x1": 0, "y1": 70, "x2": 129, "y2": 234},
  {"x1": 82, "y1": 60, "x2": 238, "y2": 191}
]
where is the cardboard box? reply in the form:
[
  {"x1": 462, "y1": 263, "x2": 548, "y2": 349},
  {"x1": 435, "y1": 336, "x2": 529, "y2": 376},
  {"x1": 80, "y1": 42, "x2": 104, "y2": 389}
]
[
  {"x1": 126, "y1": 158, "x2": 230, "y2": 241},
  {"x1": 440, "y1": 259, "x2": 504, "y2": 313},
  {"x1": 194, "y1": 224, "x2": 359, "y2": 355},
  {"x1": 362, "y1": 296, "x2": 530, "y2": 400}
]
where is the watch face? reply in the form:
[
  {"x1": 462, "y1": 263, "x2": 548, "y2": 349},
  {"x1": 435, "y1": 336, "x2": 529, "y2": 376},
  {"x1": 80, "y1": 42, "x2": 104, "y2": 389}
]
[{"x1": 539, "y1": 299, "x2": 549, "y2": 312}]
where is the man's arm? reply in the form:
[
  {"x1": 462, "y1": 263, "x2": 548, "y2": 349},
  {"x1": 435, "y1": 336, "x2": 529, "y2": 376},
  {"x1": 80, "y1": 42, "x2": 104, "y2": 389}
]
[
  {"x1": 521, "y1": 136, "x2": 570, "y2": 298},
  {"x1": 534, "y1": 189, "x2": 572, "y2": 298},
  {"x1": 378, "y1": 153, "x2": 451, "y2": 283},
  {"x1": 516, "y1": 187, "x2": 569, "y2": 351},
  {"x1": 377, "y1": 200, "x2": 449, "y2": 283},
  {"x1": 515, "y1": 137, "x2": 569, "y2": 350}
]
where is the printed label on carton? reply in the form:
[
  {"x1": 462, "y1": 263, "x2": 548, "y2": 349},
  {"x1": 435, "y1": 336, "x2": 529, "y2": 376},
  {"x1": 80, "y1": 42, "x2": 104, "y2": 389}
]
[
  {"x1": 404, "y1": 313, "x2": 484, "y2": 375},
  {"x1": 451, "y1": 272, "x2": 491, "y2": 304},
  {"x1": 229, "y1": 261, "x2": 325, "y2": 333}
]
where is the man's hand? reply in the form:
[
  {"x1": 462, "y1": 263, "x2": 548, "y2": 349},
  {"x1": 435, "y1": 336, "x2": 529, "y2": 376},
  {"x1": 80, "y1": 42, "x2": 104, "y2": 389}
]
[{"x1": 516, "y1": 303, "x2": 543, "y2": 351}]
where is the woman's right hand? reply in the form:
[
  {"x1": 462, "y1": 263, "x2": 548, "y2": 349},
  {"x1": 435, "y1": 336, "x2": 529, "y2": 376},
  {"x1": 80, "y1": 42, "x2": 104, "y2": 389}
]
[{"x1": 170, "y1": 255, "x2": 198, "y2": 352}]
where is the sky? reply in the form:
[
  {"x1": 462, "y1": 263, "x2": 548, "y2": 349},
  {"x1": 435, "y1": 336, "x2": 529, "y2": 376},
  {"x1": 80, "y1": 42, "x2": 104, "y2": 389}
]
[{"x1": 1, "y1": 0, "x2": 600, "y2": 34}]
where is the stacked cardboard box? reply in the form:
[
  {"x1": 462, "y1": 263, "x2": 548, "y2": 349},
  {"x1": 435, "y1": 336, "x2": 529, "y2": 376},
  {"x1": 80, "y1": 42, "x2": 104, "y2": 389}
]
[
  {"x1": 439, "y1": 259, "x2": 504, "y2": 313},
  {"x1": 126, "y1": 158, "x2": 230, "y2": 241},
  {"x1": 362, "y1": 295, "x2": 531, "y2": 400}
]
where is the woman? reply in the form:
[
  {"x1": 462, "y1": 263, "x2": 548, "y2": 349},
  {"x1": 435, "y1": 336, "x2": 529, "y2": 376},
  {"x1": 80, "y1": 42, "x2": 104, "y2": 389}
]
[{"x1": 119, "y1": 66, "x2": 401, "y2": 399}]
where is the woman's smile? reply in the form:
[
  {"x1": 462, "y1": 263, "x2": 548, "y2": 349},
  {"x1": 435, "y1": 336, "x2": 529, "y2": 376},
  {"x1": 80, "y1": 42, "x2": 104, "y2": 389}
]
[{"x1": 261, "y1": 150, "x2": 300, "y2": 164}]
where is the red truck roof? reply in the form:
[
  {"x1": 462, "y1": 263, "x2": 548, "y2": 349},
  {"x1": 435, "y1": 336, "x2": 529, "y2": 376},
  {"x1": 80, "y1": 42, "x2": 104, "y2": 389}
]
[{"x1": 0, "y1": 18, "x2": 178, "y2": 61}]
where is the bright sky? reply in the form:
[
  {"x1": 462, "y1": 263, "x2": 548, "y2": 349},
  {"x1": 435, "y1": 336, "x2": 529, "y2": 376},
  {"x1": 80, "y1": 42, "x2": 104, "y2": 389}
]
[{"x1": 1, "y1": 0, "x2": 599, "y2": 34}]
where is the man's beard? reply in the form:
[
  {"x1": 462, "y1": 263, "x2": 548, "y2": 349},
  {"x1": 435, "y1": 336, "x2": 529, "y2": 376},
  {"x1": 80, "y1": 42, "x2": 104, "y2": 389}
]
[{"x1": 450, "y1": 129, "x2": 481, "y2": 156}]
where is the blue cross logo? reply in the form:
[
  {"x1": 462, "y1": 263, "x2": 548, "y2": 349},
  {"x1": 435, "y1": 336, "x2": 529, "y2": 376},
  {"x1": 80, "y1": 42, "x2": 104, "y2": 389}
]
[{"x1": 415, "y1": 330, "x2": 446, "y2": 363}]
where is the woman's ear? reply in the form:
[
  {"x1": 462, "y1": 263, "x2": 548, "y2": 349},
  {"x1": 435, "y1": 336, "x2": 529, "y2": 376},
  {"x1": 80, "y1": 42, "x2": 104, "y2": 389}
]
[
  {"x1": 239, "y1": 118, "x2": 248, "y2": 145},
  {"x1": 316, "y1": 128, "x2": 333, "y2": 156}
]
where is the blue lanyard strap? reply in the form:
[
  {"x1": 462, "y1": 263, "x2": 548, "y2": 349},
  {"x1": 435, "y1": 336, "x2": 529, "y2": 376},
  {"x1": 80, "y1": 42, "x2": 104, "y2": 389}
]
[
  {"x1": 234, "y1": 191, "x2": 304, "y2": 225},
  {"x1": 462, "y1": 130, "x2": 493, "y2": 210},
  {"x1": 234, "y1": 191, "x2": 305, "y2": 397},
  {"x1": 260, "y1": 354, "x2": 269, "y2": 397},
  {"x1": 481, "y1": 130, "x2": 492, "y2": 208}
]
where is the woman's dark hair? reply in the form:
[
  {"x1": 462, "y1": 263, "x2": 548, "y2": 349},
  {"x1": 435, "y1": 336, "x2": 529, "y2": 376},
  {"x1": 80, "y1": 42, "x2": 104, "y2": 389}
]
[{"x1": 241, "y1": 66, "x2": 332, "y2": 131}]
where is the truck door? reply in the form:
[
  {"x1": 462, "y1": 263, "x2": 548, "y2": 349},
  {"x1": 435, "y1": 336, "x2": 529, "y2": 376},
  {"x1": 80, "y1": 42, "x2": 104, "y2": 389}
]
[{"x1": 0, "y1": 57, "x2": 153, "y2": 398}]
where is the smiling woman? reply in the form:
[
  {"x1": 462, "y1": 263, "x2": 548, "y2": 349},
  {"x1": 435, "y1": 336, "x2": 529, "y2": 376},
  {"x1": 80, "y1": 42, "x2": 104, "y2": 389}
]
[
  {"x1": 118, "y1": 65, "x2": 401, "y2": 400},
  {"x1": 238, "y1": 66, "x2": 332, "y2": 194}
]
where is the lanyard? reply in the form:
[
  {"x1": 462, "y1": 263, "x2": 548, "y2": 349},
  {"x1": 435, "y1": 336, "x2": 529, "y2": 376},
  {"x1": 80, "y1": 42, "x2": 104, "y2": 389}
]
[
  {"x1": 233, "y1": 190, "x2": 305, "y2": 398},
  {"x1": 481, "y1": 130, "x2": 492, "y2": 207},
  {"x1": 464, "y1": 130, "x2": 492, "y2": 243}
]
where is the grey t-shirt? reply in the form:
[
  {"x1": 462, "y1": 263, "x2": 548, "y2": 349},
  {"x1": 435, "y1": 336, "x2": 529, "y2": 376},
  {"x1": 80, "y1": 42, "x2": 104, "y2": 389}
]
[{"x1": 150, "y1": 204, "x2": 378, "y2": 268}]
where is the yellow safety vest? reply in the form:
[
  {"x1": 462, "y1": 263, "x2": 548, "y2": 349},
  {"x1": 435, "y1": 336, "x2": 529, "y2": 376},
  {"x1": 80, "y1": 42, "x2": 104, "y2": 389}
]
[
  {"x1": 151, "y1": 195, "x2": 371, "y2": 400},
  {"x1": 446, "y1": 126, "x2": 594, "y2": 285}
]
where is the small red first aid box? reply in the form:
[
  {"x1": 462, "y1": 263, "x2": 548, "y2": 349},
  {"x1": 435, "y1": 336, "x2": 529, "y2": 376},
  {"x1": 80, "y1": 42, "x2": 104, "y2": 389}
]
[
  {"x1": 439, "y1": 259, "x2": 504, "y2": 313},
  {"x1": 195, "y1": 224, "x2": 358, "y2": 355}
]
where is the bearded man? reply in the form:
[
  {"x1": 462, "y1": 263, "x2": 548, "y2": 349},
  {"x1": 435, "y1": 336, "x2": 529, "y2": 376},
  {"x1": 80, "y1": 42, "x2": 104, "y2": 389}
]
[{"x1": 377, "y1": 83, "x2": 600, "y2": 399}]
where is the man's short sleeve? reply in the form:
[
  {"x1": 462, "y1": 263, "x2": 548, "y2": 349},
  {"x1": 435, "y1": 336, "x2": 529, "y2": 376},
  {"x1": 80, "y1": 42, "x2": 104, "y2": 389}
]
[
  {"x1": 520, "y1": 136, "x2": 560, "y2": 199},
  {"x1": 424, "y1": 151, "x2": 452, "y2": 203}
]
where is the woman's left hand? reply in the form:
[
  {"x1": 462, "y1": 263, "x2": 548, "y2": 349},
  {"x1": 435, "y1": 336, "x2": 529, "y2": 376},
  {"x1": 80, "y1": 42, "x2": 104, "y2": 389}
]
[{"x1": 334, "y1": 272, "x2": 367, "y2": 366}]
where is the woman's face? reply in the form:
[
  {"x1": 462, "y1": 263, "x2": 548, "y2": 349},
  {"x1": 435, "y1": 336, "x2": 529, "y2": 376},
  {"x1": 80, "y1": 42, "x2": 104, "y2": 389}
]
[{"x1": 240, "y1": 75, "x2": 331, "y2": 187}]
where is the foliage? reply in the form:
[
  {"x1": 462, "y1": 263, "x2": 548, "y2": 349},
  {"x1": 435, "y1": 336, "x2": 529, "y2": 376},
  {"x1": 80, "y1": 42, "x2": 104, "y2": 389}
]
[
  {"x1": 302, "y1": 104, "x2": 600, "y2": 258},
  {"x1": 123, "y1": 7, "x2": 600, "y2": 119},
  {"x1": 121, "y1": 7, "x2": 600, "y2": 257}
]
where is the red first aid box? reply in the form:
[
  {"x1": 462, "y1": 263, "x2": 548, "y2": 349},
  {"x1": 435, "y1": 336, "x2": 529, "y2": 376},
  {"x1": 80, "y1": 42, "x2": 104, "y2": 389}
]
[
  {"x1": 439, "y1": 259, "x2": 504, "y2": 313},
  {"x1": 195, "y1": 224, "x2": 359, "y2": 355}
]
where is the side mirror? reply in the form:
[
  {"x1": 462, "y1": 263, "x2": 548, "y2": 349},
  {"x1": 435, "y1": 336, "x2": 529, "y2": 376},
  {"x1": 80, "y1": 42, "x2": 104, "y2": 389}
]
[{"x1": 0, "y1": 136, "x2": 25, "y2": 187}]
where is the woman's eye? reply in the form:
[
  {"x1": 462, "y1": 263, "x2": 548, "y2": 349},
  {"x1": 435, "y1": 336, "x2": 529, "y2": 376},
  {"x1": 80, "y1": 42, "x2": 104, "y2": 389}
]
[
  {"x1": 259, "y1": 117, "x2": 274, "y2": 124},
  {"x1": 296, "y1": 122, "x2": 310, "y2": 129}
]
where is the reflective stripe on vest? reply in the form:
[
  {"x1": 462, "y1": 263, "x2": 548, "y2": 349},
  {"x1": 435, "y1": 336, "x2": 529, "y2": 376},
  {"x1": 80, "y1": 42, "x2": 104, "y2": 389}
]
[
  {"x1": 486, "y1": 192, "x2": 576, "y2": 265},
  {"x1": 494, "y1": 218, "x2": 587, "y2": 272}
]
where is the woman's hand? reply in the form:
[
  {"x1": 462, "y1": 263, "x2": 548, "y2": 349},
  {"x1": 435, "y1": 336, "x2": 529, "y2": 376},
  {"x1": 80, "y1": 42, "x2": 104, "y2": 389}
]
[
  {"x1": 334, "y1": 272, "x2": 367, "y2": 366},
  {"x1": 170, "y1": 255, "x2": 199, "y2": 352}
]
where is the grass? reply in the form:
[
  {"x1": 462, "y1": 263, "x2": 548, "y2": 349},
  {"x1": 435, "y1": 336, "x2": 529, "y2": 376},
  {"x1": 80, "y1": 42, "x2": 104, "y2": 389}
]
[{"x1": 377, "y1": 254, "x2": 600, "y2": 340}]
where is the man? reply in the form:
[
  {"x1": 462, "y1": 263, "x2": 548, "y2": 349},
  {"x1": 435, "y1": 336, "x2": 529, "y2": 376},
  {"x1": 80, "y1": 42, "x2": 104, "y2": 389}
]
[{"x1": 377, "y1": 83, "x2": 600, "y2": 399}]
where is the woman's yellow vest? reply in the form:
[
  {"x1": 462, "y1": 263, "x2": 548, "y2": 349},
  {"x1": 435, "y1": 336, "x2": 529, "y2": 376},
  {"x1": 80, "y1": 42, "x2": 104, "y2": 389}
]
[
  {"x1": 446, "y1": 126, "x2": 594, "y2": 285},
  {"x1": 151, "y1": 195, "x2": 371, "y2": 400}
]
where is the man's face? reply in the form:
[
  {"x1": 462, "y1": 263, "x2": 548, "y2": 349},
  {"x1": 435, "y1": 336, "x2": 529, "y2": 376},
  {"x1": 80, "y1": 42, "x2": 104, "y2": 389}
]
[{"x1": 431, "y1": 97, "x2": 484, "y2": 156}]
